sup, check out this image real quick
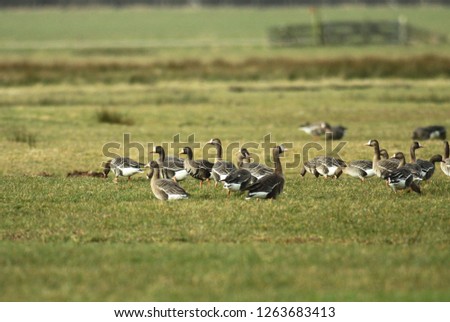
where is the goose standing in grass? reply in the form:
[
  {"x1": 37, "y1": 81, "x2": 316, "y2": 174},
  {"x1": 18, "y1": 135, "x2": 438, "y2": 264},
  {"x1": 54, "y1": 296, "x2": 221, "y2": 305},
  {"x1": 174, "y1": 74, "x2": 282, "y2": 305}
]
[
  {"x1": 149, "y1": 145, "x2": 188, "y2": 182},
  {"x1": 103, "y1": 157, "x2": 144, "y2": 183},
  {"x1": 403, "y1": 141, "x2": 425, "y2": 183},
  {"x1": 147, "y1": 161, "x2": 189, "y2": 200},
  {"x1": 416, "y1": 155, "x2": 444, "y2": 181},
  {"x1": 342, "y1": 159, "x2": 374, "y2": 181},
  {"x1": 180, "y1": 147, "x2": 213, "y2": 188},
  {"x1": 207, "y1": 138, "x2": 236, "y2": 186},
  {"x1": 244, "y1": 145, "x2": 286, "y2": 200},
  {"x1": 314, "y1": 156, "x2": 346, "y2": 179},
  {"x1": 300, "y1": 158, "x2": 320, "y2": 178},
  {"x1": 221, "y1": 149, "x2": 257, "y2": 196},
  {"x1": 440, "y1": 141, "x2": 450, "y2": 176},
  {"x1": 386, "y1": 167, "x2": 421, "y2": 194},
  {"x1": 366, "y1": 139, "x2": 404, "y2": 178},
  {"x1": 240, "y1": 148, "x2": 274, "y2": 180}
]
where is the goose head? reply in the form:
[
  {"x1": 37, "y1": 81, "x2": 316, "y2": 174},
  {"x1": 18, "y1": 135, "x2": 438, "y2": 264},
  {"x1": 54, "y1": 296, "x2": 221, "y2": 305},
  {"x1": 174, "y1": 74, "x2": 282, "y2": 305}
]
[
  {"x1": 365, "y1": 139, "x2": 379, "y2": 148},
  {"x1": 240, "y1": 148, "x2": 251, "y2": 159},
  {"x1": 150, "y1": 145, "x2": 164, "y2": 155},
  {"x1": 393, "y1": 152, "x2": 406, "y2": 162},
  {"x1": 275, "y1": 145, "x2": 288, "y2": 156},
  {"x1": 412, "y1": 141, "x2": 423, "y2": 150},
  {"x1": 379, "y1": 149, "x2": 389, "y2": 159},
  {"x1": 145, "y1": 161, "x2": 159, "y2": 180},
  {"x1": 207, "y1": 138, "x2": 222, "y2": 146}
]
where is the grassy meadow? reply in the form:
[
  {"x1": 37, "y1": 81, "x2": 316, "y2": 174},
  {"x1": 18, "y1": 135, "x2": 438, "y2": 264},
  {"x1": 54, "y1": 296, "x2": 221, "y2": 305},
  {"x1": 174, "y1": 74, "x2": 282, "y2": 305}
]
[{"x1": 0, "y1": 6, "x2": 449, "y2": 301}]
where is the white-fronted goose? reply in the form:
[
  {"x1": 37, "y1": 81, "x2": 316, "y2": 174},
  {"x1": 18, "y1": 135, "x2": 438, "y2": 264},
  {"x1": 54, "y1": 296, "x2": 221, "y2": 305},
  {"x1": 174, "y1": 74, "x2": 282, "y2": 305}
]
[
  {"x1": 221, "y1": 149, "x2": 257, "y2": 196},
  {"x1": 379, "y1": 149, "x2": 389, "y2": 160},
  {"x1": 299, "y1": 121, "x2": 329, "y2": 137},
  {"x1": 386, "y1": 167, "x2": 421, "y2": 194},
  {"x1": 180, "y1": 147, "x2": 213, "y2": 187},
  {"x1": 244, "y1": 145, "x2": 286, "y2": 200},
  {"x1": 416, "y1": 154, "x2": 444, "y2": 181},
  {"x1": 404, "y1": 141, "x2": 425, "y2": 183},
  {"x1": 147, "y1": 161, "x2": 189, "y2": 200},
  {"x1": 240, "y1": 148, "x2": 274, "y2": 180},
  {"x1": 222, "y1": 169, "x2": 257, "y2": 197},
  {"x1": 314, "y1": 156, "x2": 346, "y2": 179},
  {"x1": 149, "y1": 145, "x2": 188, "y2": 182},
  {"x1": 103, "y1": 157, "x2": 144, "y2": 183},
  {"x1": 342, "y1": 159, "x2": 374, "y2": 181},
  {"x1": 366, "y1": 139, "x2": 404, "y2": 178},
  {"x1": 207, "y1": 138, "x2": 237, "y2": 186},
  {"x1": 324, "y1": 125, "x2": 347, "y2": 140},
  {"x1": 412, "y1": 125, "x2": 446, "y2": 140},
  {"x1": 300, "y1": 159, "x2": 320, "y2": 178},
  {"x1": 441, "y1": 141, "x2": 450, "y2": 176}
]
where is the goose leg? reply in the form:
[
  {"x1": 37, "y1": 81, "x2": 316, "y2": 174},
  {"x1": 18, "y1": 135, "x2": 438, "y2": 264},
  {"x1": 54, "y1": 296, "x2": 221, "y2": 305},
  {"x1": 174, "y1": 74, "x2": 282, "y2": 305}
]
[
  {"x1": 113, "y1": 176, "x2": 118, "y2": 184},
  {"x1": 227, "y1": 190, "x2": 231, "y2": 198}
]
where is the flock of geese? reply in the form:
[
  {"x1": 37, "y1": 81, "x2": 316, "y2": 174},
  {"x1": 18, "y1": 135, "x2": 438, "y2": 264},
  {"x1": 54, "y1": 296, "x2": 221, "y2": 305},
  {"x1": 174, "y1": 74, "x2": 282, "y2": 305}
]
[{"x1": 102, "y1": 138, "x2": 450, "y2": 201}]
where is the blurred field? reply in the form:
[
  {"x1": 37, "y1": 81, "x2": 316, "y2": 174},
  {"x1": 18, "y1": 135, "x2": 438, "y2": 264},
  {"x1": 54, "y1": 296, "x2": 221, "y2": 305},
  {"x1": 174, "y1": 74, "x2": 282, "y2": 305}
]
[{"x1": 0, "y1": 6, "x2": 449, "y2": 301}]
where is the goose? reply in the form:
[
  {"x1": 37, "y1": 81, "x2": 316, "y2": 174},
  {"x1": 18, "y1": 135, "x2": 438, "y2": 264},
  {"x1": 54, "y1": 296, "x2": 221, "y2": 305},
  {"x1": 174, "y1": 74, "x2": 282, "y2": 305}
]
[
  {"x1": 366, "y1": 139, "x2": 404, "y2": 178},
  {"x1": 342, "y1": 159, "x2": 374, "y2": 181},
  {"x1": 147, "y1": 161, "x2": 189, "y2": 200},
  {"x1": 299, "y1": 121, "x2": 329, "y2": 137},
  {"x1": 207, "y1": 138, "x2": 237, "y2": 186},
  {"x1": 222, "y1": 169, "x2": 257, "y2": 197},
  {"x1": 416, "y1": 155, "x2": 444, "y2": 181},
  {"x1": 300, "y1": 159, "x2": 320, "y2": 178},
  {"x1": 324, "y1": 125, "x2": 347, "y2": 140},
  {"x1": 244, "y1": 145, "x2": 286, "y2": 200},
  {"x1": 412, "y1": 125, "x2": 446, "y2": 140},
  {"x1": 404, "y1": 141, "x2": 425, "y2": 183},
  {"x1": 314, "y1": 156, "x2": 346, "y2": 179},
  {"x1": 103, "y1": 157, "x2": 144, "y2": 183},
  {"x1": 441, "y1": 141, "x2": 450, "y2": 176},
  {"x1": 386, "y1": 167, "x2": 421, "y2": 194},
  {"x1": 149, "y1": 145, "x2": 188, "y2": 182},
  {"x1": 240, "y1": 148, "x2": 274, "y2": 180},
  {"x1": 220, "y1": 149, "x2": 257, "y2": 197},
  {"x1": 379, "y1": 149, "x2": 389, "y2": 160},
  {"x1": 180, "y1": 147, "x2": 214, "y2": 188}
]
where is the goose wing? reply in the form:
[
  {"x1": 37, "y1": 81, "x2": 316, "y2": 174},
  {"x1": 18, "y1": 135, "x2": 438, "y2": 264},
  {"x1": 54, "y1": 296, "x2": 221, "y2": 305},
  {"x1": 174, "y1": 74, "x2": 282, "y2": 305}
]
[
  {"x1": 213, "y1": 160, "x2": 236, "y2": 180},
  {"x1": 155, "y1": 179, "x2": 189, "y2": 198},
  {"x1": 245, "y1": 174, "x2": 285, "y2": 199},
  {"x1": 242, "y1": 162, "x2": 273, "y2": 179}
]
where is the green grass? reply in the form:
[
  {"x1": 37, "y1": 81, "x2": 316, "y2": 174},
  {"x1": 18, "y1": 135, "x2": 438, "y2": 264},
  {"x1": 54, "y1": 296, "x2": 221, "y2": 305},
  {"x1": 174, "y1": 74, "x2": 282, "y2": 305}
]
[{"x1": 0, "y1": 6, "x2": 449, "y2": 302}]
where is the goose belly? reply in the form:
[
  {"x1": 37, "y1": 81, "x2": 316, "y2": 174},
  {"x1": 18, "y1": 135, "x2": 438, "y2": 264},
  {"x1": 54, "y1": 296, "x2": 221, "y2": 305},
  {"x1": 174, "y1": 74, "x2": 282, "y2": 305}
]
[
  {"x1": 173, "y1": 169, "x2": 188, "y2": 181},
  {"x1": 247, "y1": 191, "x2": 269, "y2": 199},
  {"x1": 167, "y1": 194, "x2": 189, "y2": 200},
  {"x1": 119, "y1": 167, "x2": 143, "y2": 177},
  {"x1": 223, "y1": 182, "x2": 242, "y2": 191}
]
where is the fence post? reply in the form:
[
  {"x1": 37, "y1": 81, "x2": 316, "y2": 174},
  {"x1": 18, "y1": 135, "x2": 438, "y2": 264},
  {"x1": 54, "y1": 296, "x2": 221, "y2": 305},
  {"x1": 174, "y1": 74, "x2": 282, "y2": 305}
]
[
  {"x1": 398, "y1": 15, "x2": 408, "y2": 45},
  {"x1": 309, "y1": 7, "x2": 324, "y2": 46}
]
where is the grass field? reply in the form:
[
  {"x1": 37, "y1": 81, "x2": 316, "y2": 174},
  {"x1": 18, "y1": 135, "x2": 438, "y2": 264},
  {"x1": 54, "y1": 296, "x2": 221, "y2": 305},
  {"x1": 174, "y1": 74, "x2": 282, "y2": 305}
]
[{"x1": 0, "y1": 6, "x2": 449, "y2": 301}]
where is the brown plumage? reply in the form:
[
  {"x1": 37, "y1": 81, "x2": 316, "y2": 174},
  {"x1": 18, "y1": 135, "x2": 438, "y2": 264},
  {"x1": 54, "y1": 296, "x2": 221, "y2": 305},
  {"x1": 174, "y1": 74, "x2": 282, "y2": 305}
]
[
  {"x1": 180, "y1": 147, "x2": 213, "y2": 187},
  {"x1": 147, "y1": 161, "x2": 189, "y2": 200},
  {"x1": 244, "y1": 145, "x2": 286, "y2": 200}
]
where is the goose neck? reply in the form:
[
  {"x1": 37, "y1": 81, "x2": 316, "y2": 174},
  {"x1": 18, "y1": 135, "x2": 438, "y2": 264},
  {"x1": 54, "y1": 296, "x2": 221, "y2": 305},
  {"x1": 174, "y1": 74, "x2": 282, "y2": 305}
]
[{"x1": 273, "y1": 149, "x2": 283, "y2": 175}]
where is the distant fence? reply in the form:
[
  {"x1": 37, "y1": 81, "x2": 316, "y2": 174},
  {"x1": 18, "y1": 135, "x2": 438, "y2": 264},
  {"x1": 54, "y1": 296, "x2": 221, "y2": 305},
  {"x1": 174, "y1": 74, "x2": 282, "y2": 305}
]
[{"x1": 269, "y1": 19, "x2": 448, "y2": 46}]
